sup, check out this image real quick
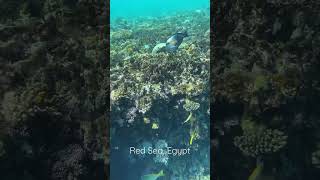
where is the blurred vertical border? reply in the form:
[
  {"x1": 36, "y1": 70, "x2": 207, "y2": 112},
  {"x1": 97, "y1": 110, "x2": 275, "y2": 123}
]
[
  {"x1": 0, "y1": 0, "x2": 109, "y2": 179},
  {"x1": 211, "y1": 0, "x2": 320, "y2": 180}
]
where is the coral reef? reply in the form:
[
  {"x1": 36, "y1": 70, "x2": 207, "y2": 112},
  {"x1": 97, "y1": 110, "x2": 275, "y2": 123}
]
[
  {"x1": 234, "y1": 121, "x2": 287, "y2": 157},
  {"x1": 0, "y1": 0, "x2": 108, "y2": 179},
  {"x1": 110, "y1": 9, "x2": 210, "y2": 179},
  {"x1": 51, "y1": 144, "x2": 88, "y2": 180},
  {"x1": 213, "y1": 0, "x2": 320, "y2": 179}
]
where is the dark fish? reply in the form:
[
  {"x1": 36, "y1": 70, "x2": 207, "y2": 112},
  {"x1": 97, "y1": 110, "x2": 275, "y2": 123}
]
[{"x1": 165, "y1": 31, "x2": 188, "y2": 53}]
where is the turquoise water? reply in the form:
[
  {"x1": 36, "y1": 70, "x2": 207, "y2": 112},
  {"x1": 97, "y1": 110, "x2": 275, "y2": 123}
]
[{"x1": 111, "y1": 0, "x2": 209, "y2": 19}]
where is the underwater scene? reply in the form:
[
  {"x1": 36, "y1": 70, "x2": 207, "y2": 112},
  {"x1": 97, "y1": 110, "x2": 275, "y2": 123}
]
[
  {"x1": 110, "y1": 0, "x2": 210, "y2": 179},
  {"x1": 212, "y1": 1, "x2": 320, "y2": 180}
]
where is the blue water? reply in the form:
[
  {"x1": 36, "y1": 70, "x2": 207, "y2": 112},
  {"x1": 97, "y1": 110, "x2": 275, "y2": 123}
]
[{"x1": 111, "y1": 0, "x2": 209, "y2": 19}]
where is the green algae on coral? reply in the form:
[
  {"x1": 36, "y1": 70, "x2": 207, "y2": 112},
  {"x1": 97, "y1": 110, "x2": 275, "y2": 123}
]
[{"x1": 253, "y1": 75, "x2": 269, "y2": 92}]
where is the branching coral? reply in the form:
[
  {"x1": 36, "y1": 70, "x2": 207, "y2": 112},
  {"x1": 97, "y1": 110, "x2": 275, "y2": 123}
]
[
  {"x1": 183, "y1": 99, "x2": 200, "y2": 112},
  {"x1": 270, "y1": 72, "x2": 300, "y2": 98},
  {"x1": 51, "y1": 144, "x2": 88, "y2": 180},
  {"x1": 214, "y1": 71, "x2": 251, "y2": 103},
  {"x1": 234, "y1": 120, "x2": 287, "y2": 157},
  {"x1": 111, "y1": 50, "x2": 209, "y2": 117}
]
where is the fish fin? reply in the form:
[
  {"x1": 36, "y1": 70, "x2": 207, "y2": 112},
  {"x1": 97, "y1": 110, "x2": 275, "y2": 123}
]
[{"x1": 158, "y1": 170, "x2": 164, "y2": 176}]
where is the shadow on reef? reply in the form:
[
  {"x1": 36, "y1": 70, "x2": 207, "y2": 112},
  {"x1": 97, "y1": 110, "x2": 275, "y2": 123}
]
[
  {"x1": 212, "y1": 0, "x2": 320, "y2": 180},
  {"x1": 0, "y1": 0, "x2": 108, "y2": 180}
]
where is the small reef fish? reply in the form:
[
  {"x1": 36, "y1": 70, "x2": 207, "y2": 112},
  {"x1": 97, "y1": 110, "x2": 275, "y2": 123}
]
[
  {"x1": 183, "y1": 112, "x2": 193, "y2": 124},
  {"x1": 189, "y1": 131, "x2": 196, "y2": 145},
  {"x1": 166, "y1": 31, "x2": 188, "y2": 53},
  {"x1": 144, "y1": 117, "x2": 150, "y2": 124},
  {"x1": 141, "y1": 170, "x2": 165, "y2": 180},
  {"x1": 248, "y1": 163, "x2": 263, "y2": 180},
  {"x1": 152, "y1": 122, "x2": 159, "y2": 129},
  {"x1": 248, "y1": 159, "x2": 275, "y2": 180}
]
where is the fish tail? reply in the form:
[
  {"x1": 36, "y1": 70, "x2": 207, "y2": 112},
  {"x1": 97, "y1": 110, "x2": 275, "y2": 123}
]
[
  {"x1": 158, "y1": 170, "x2": 164, "y2": 176},
  {"x1": 248, "y1": 165, "x2": 263, "y2": 180},
  {"x1": 189, "y1": 134, "x2": 194, "y2": 145}
]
